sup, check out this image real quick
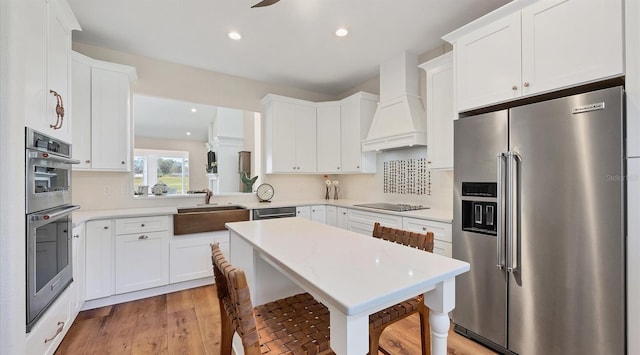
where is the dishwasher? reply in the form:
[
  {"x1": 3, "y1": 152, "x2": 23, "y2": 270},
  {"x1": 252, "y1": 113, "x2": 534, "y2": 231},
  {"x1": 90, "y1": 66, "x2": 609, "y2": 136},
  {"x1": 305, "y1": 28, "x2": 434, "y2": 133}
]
[{"x1": 252, "y1": 206, "x2": 297, "y2": 220}]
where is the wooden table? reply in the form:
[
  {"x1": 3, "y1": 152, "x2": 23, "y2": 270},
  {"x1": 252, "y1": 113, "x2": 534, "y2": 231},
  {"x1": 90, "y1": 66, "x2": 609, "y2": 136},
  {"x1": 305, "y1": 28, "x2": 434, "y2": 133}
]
[{"x1": 226, "y1": 218, "x2": 469, "y2": 355}]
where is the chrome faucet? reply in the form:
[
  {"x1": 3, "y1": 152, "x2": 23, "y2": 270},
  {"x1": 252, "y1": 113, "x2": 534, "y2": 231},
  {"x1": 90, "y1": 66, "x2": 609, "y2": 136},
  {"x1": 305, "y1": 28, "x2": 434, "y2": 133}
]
[{"x1": 204, "y1": 188, "x2": 213, "y2": 204}]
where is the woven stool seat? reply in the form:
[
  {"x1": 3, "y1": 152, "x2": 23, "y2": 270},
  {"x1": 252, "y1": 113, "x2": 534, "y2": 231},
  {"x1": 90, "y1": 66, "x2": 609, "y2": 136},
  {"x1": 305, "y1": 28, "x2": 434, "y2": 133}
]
[{"x1": 255, "y1": 293, "x2": 332, "y2": 355}]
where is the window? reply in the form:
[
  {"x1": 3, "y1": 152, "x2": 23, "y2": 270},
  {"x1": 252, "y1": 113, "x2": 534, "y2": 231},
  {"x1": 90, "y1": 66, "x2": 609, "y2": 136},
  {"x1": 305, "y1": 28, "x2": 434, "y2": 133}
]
[{"x1": 134, "y1": 149, "x2": 189, "y2": 194}]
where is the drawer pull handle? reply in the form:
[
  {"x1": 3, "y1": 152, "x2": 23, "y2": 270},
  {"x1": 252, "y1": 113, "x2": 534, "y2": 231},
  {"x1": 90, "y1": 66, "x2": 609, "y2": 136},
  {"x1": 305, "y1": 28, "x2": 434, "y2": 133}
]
[
  {"x1": 422, "y1": 227, "x2": 427, "y2": 231},
  {"x1": 73, "y1": 234, "x2": 80, "y2": 238},
  {"x1": 139, "y1": 235, "x2": 149, "y2": 240},
  {"x1": 49, "y1": 90, "x2": 65, "y2": 130},
  {"x1": 43, "y1": 321, "x2": 65, "y2": 343}
]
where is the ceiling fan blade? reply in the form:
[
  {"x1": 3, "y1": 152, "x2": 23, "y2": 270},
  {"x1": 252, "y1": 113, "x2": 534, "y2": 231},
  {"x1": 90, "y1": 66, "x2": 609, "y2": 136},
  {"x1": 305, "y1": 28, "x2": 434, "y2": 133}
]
[{"x1": 251, "y1": 0, "x2": 280, "y2": 8}]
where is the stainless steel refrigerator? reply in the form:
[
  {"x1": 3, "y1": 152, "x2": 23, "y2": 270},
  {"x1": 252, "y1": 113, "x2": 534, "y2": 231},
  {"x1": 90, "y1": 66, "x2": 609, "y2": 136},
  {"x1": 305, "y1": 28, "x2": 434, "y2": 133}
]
[{"x1": 452, "y1": 86, "x2": 625, "y2": 355}]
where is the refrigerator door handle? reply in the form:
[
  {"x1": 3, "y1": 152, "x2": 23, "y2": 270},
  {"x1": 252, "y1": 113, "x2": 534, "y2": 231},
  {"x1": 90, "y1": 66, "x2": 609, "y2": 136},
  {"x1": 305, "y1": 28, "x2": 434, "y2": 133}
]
[
  {"x1": 506, "y1": 151, "x2": 522, "y2": 273},
  {"x1": 496, "y1": 152, "x2": 506, "y2": 270}
]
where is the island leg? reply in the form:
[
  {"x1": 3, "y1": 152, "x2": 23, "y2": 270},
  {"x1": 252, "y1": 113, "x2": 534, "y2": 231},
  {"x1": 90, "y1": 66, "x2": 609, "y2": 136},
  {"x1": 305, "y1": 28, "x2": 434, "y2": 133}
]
[
  {"x1": 326, "y1": 305, "x2": 368, "y2": 355},
  {"x1": 423, "y1": 278, "x2": 456, "y2": 355}
]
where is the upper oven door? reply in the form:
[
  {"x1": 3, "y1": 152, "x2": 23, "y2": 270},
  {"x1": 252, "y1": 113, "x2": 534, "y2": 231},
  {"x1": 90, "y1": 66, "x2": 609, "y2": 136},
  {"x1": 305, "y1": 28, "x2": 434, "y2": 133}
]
[{"x1": 25, "y1": 149, "x2": 79, "y2": 213}]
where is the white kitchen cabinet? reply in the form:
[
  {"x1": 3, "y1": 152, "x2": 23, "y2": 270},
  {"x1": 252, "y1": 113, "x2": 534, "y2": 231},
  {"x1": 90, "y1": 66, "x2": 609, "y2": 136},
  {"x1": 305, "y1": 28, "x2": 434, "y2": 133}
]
[
  {"x1": 316, "y1": 103, "x2": 342, "y2": 173},
  {"x1": 170, "y1": 231, "x2": 228, "y2": 283},
  {"x1": 340, "y1": 92, "x2": 378, "y2": 173},
  {"x1": 70, "y1": 223, "x2": 86, "y2": 316},
  {"x1": 263, "y1": 95, "x2": 317, "y2": 173},
  {"x1": 347, "y1": 209, "x2": 403, "y2": 236},
  {"x1": 446, "y1": 0, "x2": 624, "y2": 112},
  {"x1": 71, "y1": 52, "x2": 137, "y2": 171},
  {"x1": 85, "y1": 220, "x2": 114, "y2": 300},
  {"x1": 114, "y1": 216, "x2": 169, "y2": 294},
  {"x1": 310, "y1": 205, "x2": 327, "y2": 224},
  {"x1": 628, "y1": 157, "x2": 640, "y2": 353},
  {"x1": 25, "y1": 287, "x2": 71, "y2": 355},
  {"x1": 336, "y1": 207, "x2": 349, "y2": 229},
  {"x1": 326, "y1": 205, "x2": 337, "y2": 226},
  {"x1": 402, "y1": 217, "x2": 453, "y2": 257},
  {"x1": 24, "y1": 0, "x2": 80, "y2": 142},
  {"x1": 419, "y1": 52, "x2": 454, "y2": 169},
  {"x1": 296, "y1": 206, "x2": 311, "y2": 219}
]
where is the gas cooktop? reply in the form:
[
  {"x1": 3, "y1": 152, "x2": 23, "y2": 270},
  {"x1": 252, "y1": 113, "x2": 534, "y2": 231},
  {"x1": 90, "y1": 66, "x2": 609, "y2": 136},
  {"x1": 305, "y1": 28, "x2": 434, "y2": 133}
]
[{"x1": 354, "y1": 203, "x2": 430, "y2": 212}]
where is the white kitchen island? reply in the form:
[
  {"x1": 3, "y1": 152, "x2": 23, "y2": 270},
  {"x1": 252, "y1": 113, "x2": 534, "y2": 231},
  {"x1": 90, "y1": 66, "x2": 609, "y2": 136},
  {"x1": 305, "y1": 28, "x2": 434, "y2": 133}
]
[{"x1": 226, "y1": 217, "x2": 469, "y2": 355}]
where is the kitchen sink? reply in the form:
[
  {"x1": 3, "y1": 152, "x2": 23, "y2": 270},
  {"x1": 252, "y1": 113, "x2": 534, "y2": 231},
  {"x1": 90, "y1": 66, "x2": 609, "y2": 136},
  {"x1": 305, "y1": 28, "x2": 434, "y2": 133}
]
[{"x1": 174, "y1": 205, "x2": 249, "y2": 235}]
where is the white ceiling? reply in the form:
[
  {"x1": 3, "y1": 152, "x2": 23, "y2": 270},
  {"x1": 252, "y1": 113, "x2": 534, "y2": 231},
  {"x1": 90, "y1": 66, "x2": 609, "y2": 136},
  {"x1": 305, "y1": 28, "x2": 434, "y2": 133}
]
[{"x1": 68, "y1": 0, "x2": 511, "y2": 96}]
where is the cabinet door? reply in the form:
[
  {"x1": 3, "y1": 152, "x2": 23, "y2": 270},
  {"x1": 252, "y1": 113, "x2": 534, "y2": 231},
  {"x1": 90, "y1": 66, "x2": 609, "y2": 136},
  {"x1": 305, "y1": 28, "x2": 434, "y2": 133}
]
[
  {"x1": 270, "y1": 101, "x2": 297, "y2": 172},
  {"x1": 310, "y1": 205, "x2": 326, "y2": 224},
  {"x1": 170, "y1": 231, "x2": 228, "y2": 283},
  {"x1": 340, "y1": 99, "x2": 362, "y2": 172},
  {"x1": 71, "y1": 55, "x2": 92, "y2": 169},
  {"x1": 336, "y1": 207, "x2": 349, "y2": 229},
  {"x1": 425, "y1": 53, "x2": 454, "y2": 169},
  {"x1": 71, "y1": 224, "x2": 86, "y2": 316},
  {"x1": 294, "y1": 104, "x2": 317, "y2": 172},
  {"x1": 316, "y1": 105, "x2": 342, "y2": 173},
  {"x1": 326, "y1": 206, "x2": 337, "y2": 226},
  {"x1": 85, "y1": 220, "x2": 114, "y2": 300},
  {"x1": 521, "y1": 0, "x2": 623, "y2": 96},
  {"x1": 90, "y1": 67, "x2": 131, "y2": 171},
  {"x1": 24, "y1": 1, "x2": 48, "y2": 139},
  {"x1": 115, "y1": 231, "x2": 169, "y2": 294},
  {"x1": 296, "y1": 206, "x2": 311, "y2": 219},
  {"x1": 456, "y1": 12, "x2": 522, "y2": 111}
]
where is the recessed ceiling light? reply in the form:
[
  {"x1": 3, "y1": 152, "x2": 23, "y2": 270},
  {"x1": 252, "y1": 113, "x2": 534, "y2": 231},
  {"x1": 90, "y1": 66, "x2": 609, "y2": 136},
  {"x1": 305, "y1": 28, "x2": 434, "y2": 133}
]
[
  {"x1": 335, "y1": 28, "x2": 348, "y2": 37},
  {"x1": 228, "y1": 31, "x2": 242, "y2": 40},
  {"x1": 186, "y1": 132, "x2": 191, "y2": 136},
  {"x1": 191, "y1": 108, "x2": 197, "y2": 113}
]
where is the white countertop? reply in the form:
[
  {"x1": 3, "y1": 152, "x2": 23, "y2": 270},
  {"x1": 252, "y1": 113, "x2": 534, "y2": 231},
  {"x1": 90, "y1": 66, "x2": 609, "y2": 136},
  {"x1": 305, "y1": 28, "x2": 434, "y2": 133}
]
[
  {"x1": 72, "y1": 199, "x2": 452, "y2": 227},
  {"x1": 226, "y1": 217, "x2": 468, "y2": 315}
]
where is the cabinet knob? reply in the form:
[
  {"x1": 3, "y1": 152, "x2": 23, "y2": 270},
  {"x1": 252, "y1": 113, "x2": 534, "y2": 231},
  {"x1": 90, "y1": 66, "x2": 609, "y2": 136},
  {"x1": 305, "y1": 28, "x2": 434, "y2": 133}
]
[
  {"x1": 73, "y1": 234, "x2": 80, "y2": 238},
  {"x1": 139, "y1": 235, "x2": 149, "y2": 240},
  {"x1": 523, "y1": 82, "x2": 530, "y2": 88},
  {"x1": 337, "y1": 167, "x2": 340, "y2": 170},
  {"x1": 141, "y1": 223, "x2": 145, "y2": 227},
  {"x1": 121, "y1": 161, "x2": 125, "y2": 165},
  {"x1": 85, "y1": 160, "x2": 91, "y2": 164},
  {"x1": 422, "y1": 227, "x2": 427, "y2": 231},
  {"x1": 103, "y1": 226, "x2": 109, "y2": 230},
  {"x1": 356, "y1": 166, "x2": 359, "y2": 169},
  {"x1": 512, "y1": 85, "x2": 518, "y2": 91}
]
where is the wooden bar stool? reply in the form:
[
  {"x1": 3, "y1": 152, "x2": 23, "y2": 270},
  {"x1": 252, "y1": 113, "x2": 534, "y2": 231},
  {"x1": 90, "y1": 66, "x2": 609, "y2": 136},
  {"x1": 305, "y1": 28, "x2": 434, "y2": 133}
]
[
  {"x1": 210, "y1": 243, "x2": 333, "y2": 355},
  {"x1": 369, "y1": 222, "x2": 435, "y2": 355}
]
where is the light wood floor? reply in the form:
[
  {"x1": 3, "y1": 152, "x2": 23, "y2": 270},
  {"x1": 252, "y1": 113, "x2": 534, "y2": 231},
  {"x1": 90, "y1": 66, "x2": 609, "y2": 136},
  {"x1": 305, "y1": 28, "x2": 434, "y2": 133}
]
[{"x1": 56, "y1": 285, "x2": 497, "y2": 355}]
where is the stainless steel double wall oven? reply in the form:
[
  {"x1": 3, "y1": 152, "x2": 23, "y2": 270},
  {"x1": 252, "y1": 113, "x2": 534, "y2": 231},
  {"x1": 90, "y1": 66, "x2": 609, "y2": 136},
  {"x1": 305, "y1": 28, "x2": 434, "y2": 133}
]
[{"x1": 25, "y1": 128, "x2": 79, "y2": 332}]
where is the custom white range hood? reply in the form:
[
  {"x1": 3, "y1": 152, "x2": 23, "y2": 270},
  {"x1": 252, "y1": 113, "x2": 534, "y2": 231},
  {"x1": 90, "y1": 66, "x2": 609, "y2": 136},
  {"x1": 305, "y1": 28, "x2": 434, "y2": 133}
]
[{"x1": 362, "y1": 52, "x2": 427, "y2": 151}]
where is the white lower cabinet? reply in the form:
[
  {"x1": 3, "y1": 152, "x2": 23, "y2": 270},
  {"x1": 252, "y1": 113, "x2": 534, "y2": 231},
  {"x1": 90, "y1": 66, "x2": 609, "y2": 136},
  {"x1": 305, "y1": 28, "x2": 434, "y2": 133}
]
[
  {"x1": 347, "y1": 209, "x2": 403, "y2": 236},
  {"x1": 326, "y1": 206, "x2": 337, "y2": 226},
  {"x1": 70, "y1": 224, "x2": 86, "y2": 316},
  {"x1": 170, "y1": 231, "x2": 228, "y2": 283},
  {"x1": 310, "y1": 205, "x2": 326, "y2": 223},
  {"x1": 296, "y1": 206, "x2": 311, "y2": 219},
  {"x1": 115, "y1": 231, "x2": 169, "y2": 294},
  {"x1": 25, "y1": 287, "x2": 71, "y2": 355},
  {"x1": 336, "y1": 207, "x2": 349, "y2": 229},
  {"x1": 402, "y1": 217, "x2": 452, "y2": 257},
  {"x1": 85, "y1": 220, "x2": 114, "y2": 300}
]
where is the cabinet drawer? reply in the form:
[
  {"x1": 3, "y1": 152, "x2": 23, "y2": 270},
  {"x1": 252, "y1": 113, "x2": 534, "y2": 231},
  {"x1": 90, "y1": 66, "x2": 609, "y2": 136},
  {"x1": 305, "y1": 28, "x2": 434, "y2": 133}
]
[
  {"x1": 434, "y1": 241, "x2": 452, "y2": 258},
  {"x1": 402, "y1": 217, "x2": 452, "y2": 243},
  {"x1": 348, "y1": 209, "x2": 403, "y2": 235},
  {"x1": 26, "y1": 288, "x2": 71, "y2": 355},
  {"x1": 115, "y1": 215, "x2": 169, "y2": 235}
]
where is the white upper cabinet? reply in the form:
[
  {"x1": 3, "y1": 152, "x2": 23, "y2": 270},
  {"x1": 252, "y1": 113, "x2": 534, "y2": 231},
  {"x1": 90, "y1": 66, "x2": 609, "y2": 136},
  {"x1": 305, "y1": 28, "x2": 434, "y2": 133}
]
[
  {"x1": 339, "y1": 92, "x2": 378, "y2": 173},
  {"x1": 454, "y1": 12, "x2": 522, "y2": 112},
  {"x1": 25, "y1": 0, "x2": 80, "y2": 142},
  {"x1": 419, "y1": 52, "x2": 454, "y2": 170},
  {"x1": 263, "y1": 95, "x2": 317, "y2": 173},
  {"x1": 445, "y1": 0, "x2": 624, "y2": 112},
  {"x1": 317, "y1": 103, "x2": 342, "y2": 173},
  {"x1": 71, "y1": 52, "x2": 137, "y2": 171}
]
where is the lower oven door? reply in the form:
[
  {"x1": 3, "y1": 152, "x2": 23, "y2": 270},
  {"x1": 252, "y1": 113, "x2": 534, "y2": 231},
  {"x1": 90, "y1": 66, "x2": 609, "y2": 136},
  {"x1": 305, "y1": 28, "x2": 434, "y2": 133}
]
[{"x1": 26, "y1": 204, "x2": 80, "y2": 332}]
